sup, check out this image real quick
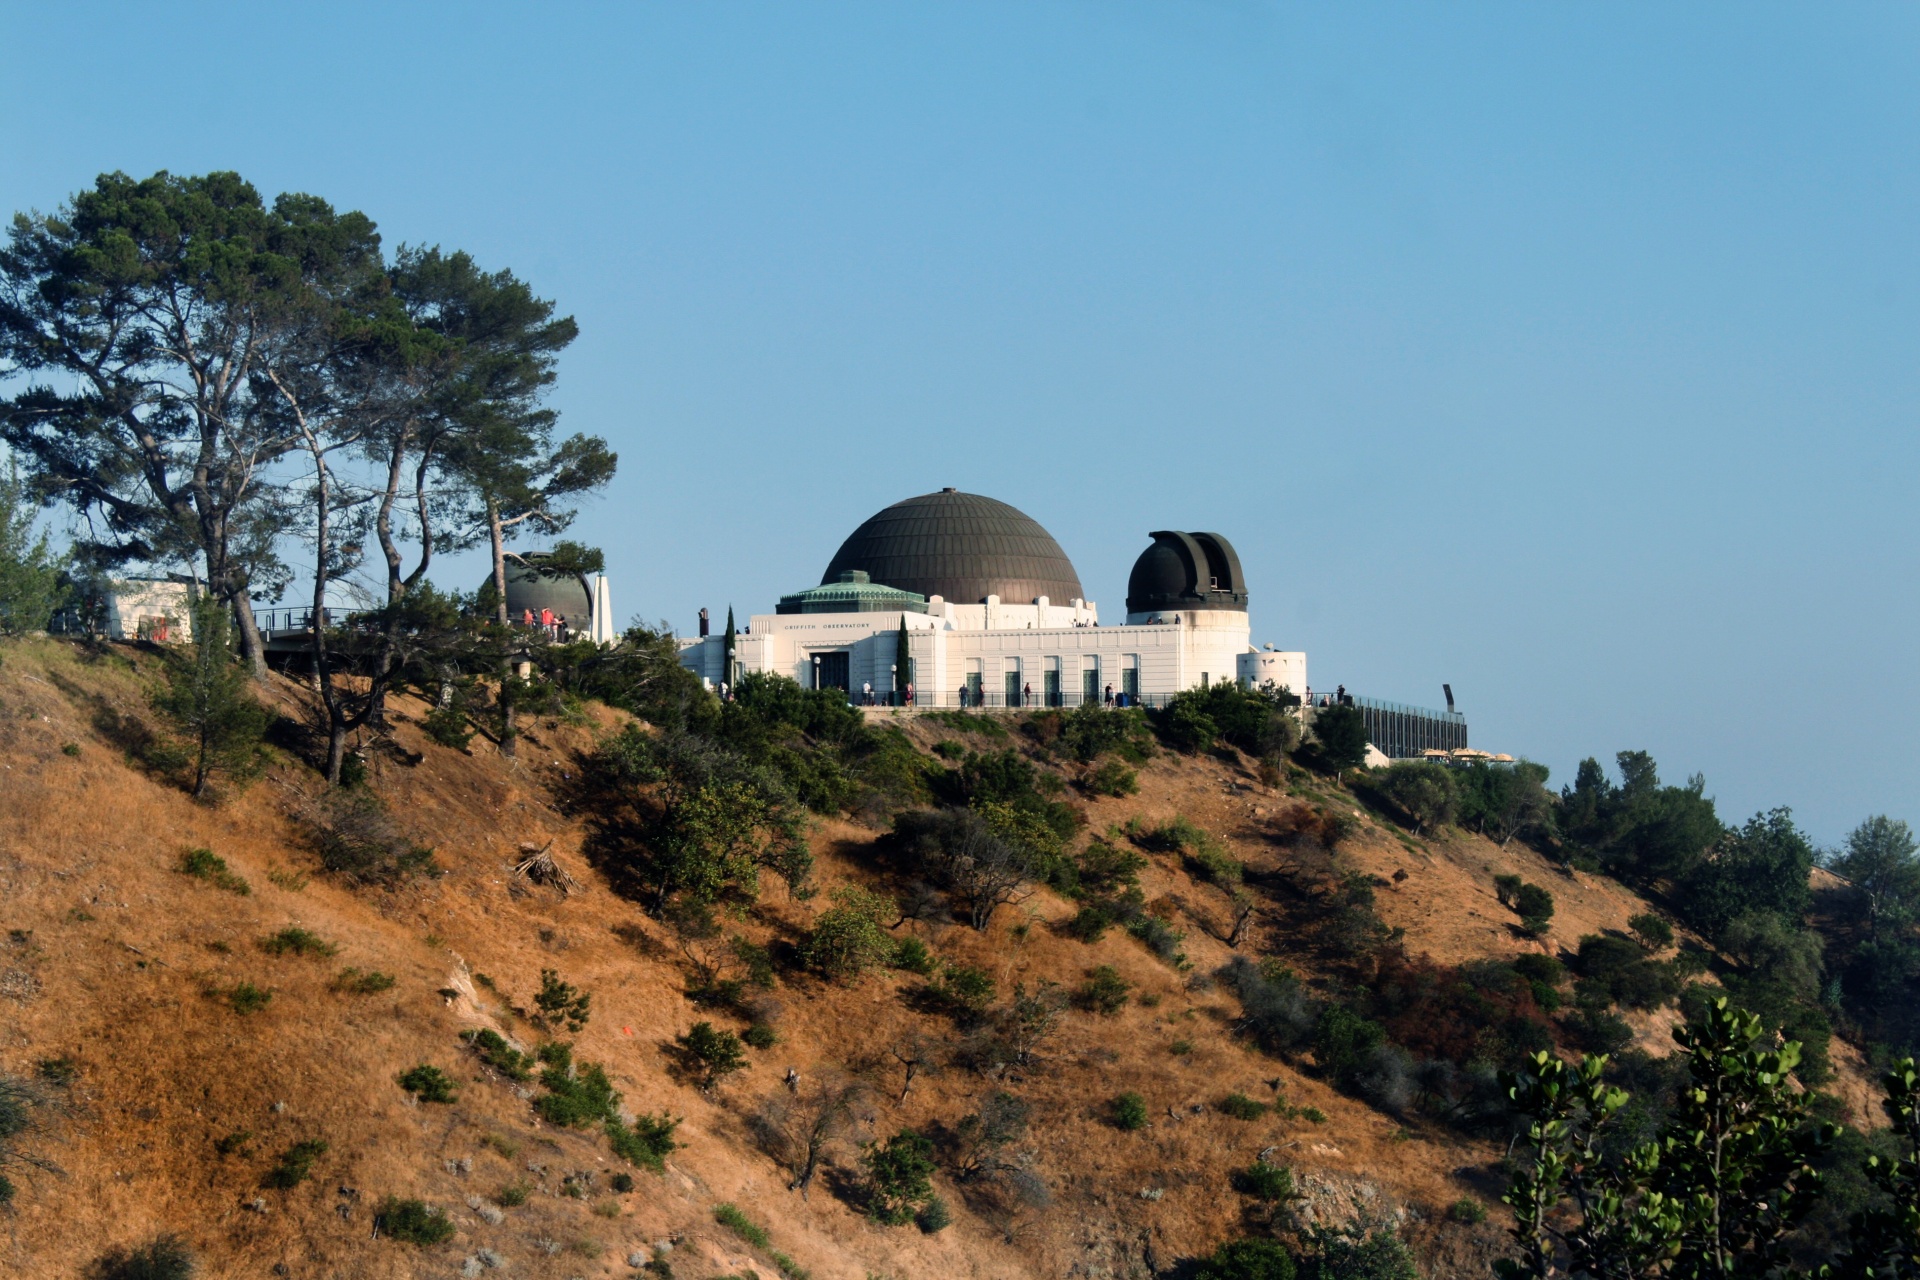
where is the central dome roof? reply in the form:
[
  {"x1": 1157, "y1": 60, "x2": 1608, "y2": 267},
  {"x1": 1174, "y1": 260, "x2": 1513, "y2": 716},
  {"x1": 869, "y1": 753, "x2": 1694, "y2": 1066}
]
[{"x1": 822, "y1": 489, "x2": 1084, "y2": 605}]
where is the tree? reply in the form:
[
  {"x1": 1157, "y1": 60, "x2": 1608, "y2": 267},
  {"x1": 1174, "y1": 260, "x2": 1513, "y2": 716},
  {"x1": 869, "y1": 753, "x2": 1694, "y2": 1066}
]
[
  {"x1": 753, "y1": 1072, "x2": 864, "y2": 1199},
  {"x1": 861, "y1": 1129, "x2": 938, "y2": 1225},
  {"x1": 1833, "y1": 1057, "x2": 1920, "y2": 1279},
  {"x1": 149, "y1": 595, "x2": 272, "y2": 799},
  {"x1": 675, "y1": 1022, "x2": 746, "y2": 1092},
  {"x1": 1680, "y1": 808, "x2": 1816, "y2": 940},
  {"x1": 1830, "y1": 816, "x2": 1920, "y2": 942},
  {"x1": 0, "y1": 171, "x2": 383, "y2": 676},
  {"x1": 894, "y1": 613, "x2": 911, "y2": 705},
  {"x1": 1514, "y1": 883, "x2": 1556, "y2": 937},
  {"x1": 721, "y1": 606, "x2": 737, "y2": 692},
  {"x1": 0, "y1": 462, "x2": 64, "y2": 634},
  {"x1": 1629, "y1": 912, "x2": 1675, "y2": 952},
  {"x1": 1374, "y1": 760, "x2": 1457, "y2": 835},
  {"x1": 1307, "y1": 703, "x2": 1369, "y2": 779},
  {"x1": 799, "y1": 885, "x2": 897, "y2": 982},
  {"x1": 1458, "y1": 760, "x2": 1555, "y2": 847},
  {"x1": 1196, "y1": 1239, "x2": 1296, "y2": 1280}
]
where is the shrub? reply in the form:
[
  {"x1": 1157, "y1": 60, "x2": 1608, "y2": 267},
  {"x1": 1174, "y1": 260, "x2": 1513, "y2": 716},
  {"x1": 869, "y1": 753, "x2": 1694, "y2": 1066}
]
[
  {"x1": 891, "y1": 935, "x2": 937, "y2": 974},
  {"x1": 1126, "y1": 913, "x2": 1188, "y2": 968},
  {"x1": 800, "y1": 886, "x2": 897, "y2": 982},
  {"x1": 1219, "y1": 956, "x2": 1319, "y2": 1054},
  {"x1": 397, "y1": 1065, "x2": 458, "y2": 1104},
  {"x1": 259, "y1": 926, "x2": 338, "y2": 958},
  {"x1": 714, "y1": 1202, "x2": 770, "y2": 1249},
  {"x1": 1313, "y1": 1005, "x2": 1387, "y2": 1088},
  {"x1": 1235, "y1": 1161, "x2": 1299, "y2": 1204},
  {"x1": 1221, "y1": 1092, "x2": 1270, "y2": 1120},
  {"x1": 861, "y1": 1130, "x2": 938, "y2": 1225},
  {"x1": 610, "y1": 1172, "x2": 635, "y2": 1193},
  {"x1": 331, "y1": 967, "x2": 395, "y2": 994},
  {"x1": 1086, "y1": 759, "x2": 1139, "y2": 797},
  {"x1": 928, "y1": 962, "x2": 997, "y2": 1018},
  {"x1": 606, "y1": 1112, "x2": 680, "y2": 1172},
  {"x1": 1296, "y1": 1226, "x2": 1419, "y2": 1280},
  {"x1": 1569, "y1": 934, "x2": 1681, "y2": 1011},
  {"x1": 1447, "y1": 1196, "x2": 1487, "y2": 1224},
  {"x1": 494, "y1": 1181, "x2": 531, "y2": 1207},
  {"x1": 1077, "y1": 965, "x2": 1133, "y2": 1015},
  {"x1": 742, "y1": 1022, "x2": 778, "y2": 1049},
  {"x1": 1373, "y1": 761, "x2": 1458, "y2": 835},
  {"x1": 676, "y1": 1022, "x2": 747, "y2": 1091},
  {"x1": 915, "y1": 1191, "x2": 953, "y2": 1232},
  {"x1": 1628, "y1": 912, "x2": 1674, "y2": 951},
  {"x1": 1113, "y1": 1092, "x2": 1150, "y2": 1131},
  {"x1": 313, "y1": 789, "x2": 438, "y2": 884},
  {"x1": 535, "y1": 969, "x2": 592, "y2": 1032},
  {"x1": 90, "y1": 1236, "x2": 197, "y2": 1280},
  {"x1": 537, "y1": 1056, "x2": 622, "y2": 1128},
  {"x1": 377, "y1": 1196, "x2": 456, "y2": 1246},
  {"x1": 1196, "y1": 1238, "x2": 1297, "y2": 1280},
  {"x1": 1513, "y1": 883, "x2": 1555, "y2": 936},
  {"x1": 177, "y1": 846, "x2": 250, "y2": 895},
  {"x1": 461, "y1": 1028, "x2": 534, "y2": 1081},
  {"x1": 263, "y1": 1139, "x2": 328, "y2": 1189},
  {"x1": 225, "y1": 982, "x2": 271, "y2": 1015}
]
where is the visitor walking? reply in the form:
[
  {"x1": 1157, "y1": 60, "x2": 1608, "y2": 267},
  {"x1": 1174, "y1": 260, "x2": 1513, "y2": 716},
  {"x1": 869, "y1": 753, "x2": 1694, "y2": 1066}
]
[{"x1": 1104, "y1": 683, "x2": 1114, "y2": 705}]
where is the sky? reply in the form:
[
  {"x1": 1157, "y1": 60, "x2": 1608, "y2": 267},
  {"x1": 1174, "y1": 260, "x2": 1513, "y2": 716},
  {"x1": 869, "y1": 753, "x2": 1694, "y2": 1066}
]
[{"x1": 4, "y1": 3, "x2": 1916, "y2": 843}]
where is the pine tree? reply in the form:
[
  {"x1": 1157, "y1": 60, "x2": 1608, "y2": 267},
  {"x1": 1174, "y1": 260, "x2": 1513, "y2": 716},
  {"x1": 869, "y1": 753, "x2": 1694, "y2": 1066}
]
[
  {"x1": 722, "y1": 606, "x2": 737, "y2": 693},
  {"x1": 150, "y1": 596, "x2": 273, "y2": 799},
  {"x1": 895, "y1": 615, "x2": 912, "y2": 706},
  {"x1": 0, "y1": 464, "x2": 65, "y2": 636}
]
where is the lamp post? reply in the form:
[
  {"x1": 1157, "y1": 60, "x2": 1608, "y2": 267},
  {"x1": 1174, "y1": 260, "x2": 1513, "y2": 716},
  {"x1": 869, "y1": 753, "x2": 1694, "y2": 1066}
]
[
  {"x1": 890, "y1": 663, "x2": 897, "y2": 708},
  {"x1": 812, "y1": 654, "x2": 820, "y2": 692}
]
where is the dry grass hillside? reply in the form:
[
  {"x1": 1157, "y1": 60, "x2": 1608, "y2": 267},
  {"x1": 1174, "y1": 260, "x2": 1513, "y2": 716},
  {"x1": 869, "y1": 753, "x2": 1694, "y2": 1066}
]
[{"x1": 0, "y1": 638, "x2": 1878, "y2": 1280}]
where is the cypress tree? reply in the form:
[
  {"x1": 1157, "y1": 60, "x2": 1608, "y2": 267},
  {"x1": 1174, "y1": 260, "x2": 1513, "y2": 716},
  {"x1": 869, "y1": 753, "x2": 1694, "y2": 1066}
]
[
  {"x1": 895, "y1": 616, "x2": 912, "y2": 706},
  {"x1": 721, "y1": 607, "x2": 737, "y2": 692}
]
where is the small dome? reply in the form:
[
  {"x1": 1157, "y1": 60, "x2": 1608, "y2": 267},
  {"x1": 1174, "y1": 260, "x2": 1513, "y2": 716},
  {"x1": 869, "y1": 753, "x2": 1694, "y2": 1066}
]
[
  {"x1": 490, "y1": 554, "x2": 591, "y2": 622},
  {"x1": 1125, "y1": 531, "x2": 1248, "y2": 616},
  {"x1": 822, "y1": 490, "x2": 1083, "y2": 605}
]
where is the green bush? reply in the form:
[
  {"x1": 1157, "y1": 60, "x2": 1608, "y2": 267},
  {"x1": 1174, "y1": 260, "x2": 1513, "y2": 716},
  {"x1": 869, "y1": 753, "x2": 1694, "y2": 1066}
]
[
  {"x1": 1297, "y1": 1226, "x2": 1418, "y2": 1280},
  {"x1": 332, "y1": 967, "x2": 396, "y2": 994},
  {"x1": 537, "y1": 1055, "x2": 622, "y2": 1127},
  {"x1": 1221, "y1": 1092, "x2": 1270, "y2": 1120},
  {"x1": 610, "y1": 1113, "x2": 687, "y2": 1174},
  {"x1": 90, "y1": 1236, "x2": 197, "y2": 1280},
  {"x1": 1373, "y1": 761, "x2": 1459, "y2": 835},
  {"x1": 259, "y1": 926, "x2": 338, "y2": 958},
  {"x1": 461, "y1": 1028, "x2": 534, "y2": 1080},
  {"x1": 535, "y1": 969, "x2": 592, "y2": 1032},
  {"x1": 1077, "y1": 965, "x2": 1133, "y2": 1015},
  {"x1": 714, "y1": 1202, "x2": 770, "y2": 1249},
  {"x1": 1513, "y1": 883, "x2": 1555, "y2": 936},
  {"x1": 1196, "y1": 1238, "x2": 1297, "y2": 1280},
  {"x1": 676, "y1": 1021, "x2": 747, "y2": 1090},
  {"x1": 1235, "y1": 1161, "x2": 1299, "y2": 1204},
  {"x1": 742, "y1": 1022, "x2": 778, "y2": 1049},
  {"x1": 916, "y1": 1193, "x2": 952, "y2": 1233},
  {"x1": 1113, "y1": 1091, "x2": 1150, "y2": 1131},
  {"x1": 610, "y1": 1172, "x2": 635, "y2": 1193},
  {"x1": 800, "y1": 886, "x2": 897, "y2": 982},
  {"x1": 177, "y1": 847, "x2": 249, "y2": 895},
  {"x1": 891, "y1": 935, "x2": 937, "y2": 974},
  {"x1": 1447, "y1": 1196, "x2": 1487, "y2": 1224},
  {"x1": 860, "y1": 1129, "x2": 938, "y2": 1225},
  {"x1": 494, "y1": 1181, "x2": 531, "y2": 1207},
  {"x1": 1628, "y1": 912, "x2": 1675, "y2": 951},
  {"x1": 397, "y1": 1065, "x2": 458, "y2": 1104},
  {"x1": 263, "y1": 1138, "x2": 328, "y2": 1189},
  {"x1": 377, "y1": 1196, "x2": 456, "y2": 1246},
  {"x1": 1086, "y1": 759, "x2": 1139, "y2": 797},
  {"x1": 225, "y1": 982, "x2": 272, "y2": 1015},
  {"x1": 929, "y1": 962, "x2": 997, "y2": 1017}
]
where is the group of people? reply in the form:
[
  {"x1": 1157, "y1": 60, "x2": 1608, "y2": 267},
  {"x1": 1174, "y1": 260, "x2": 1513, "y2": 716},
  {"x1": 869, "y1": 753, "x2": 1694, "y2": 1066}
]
[
  {"x1": 951, "y1": 682, "x2": 1137, "y2": 709},
  {"x1": 1303, "y1": 685, "x2": 1348, "y2": 708},
  {"x1": 520, "y1": 607, "x2": 576, "y2": 643},
  {"x1": 856, "y1": 680, "x2": 915, "y2": 706}
]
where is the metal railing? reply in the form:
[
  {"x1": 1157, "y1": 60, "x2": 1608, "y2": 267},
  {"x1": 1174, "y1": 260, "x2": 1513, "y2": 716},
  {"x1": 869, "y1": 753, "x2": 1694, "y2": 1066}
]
[
  {"x1": 254, "y1": 607, "x2": 337, "y2": 634},
  {"x1": 1303, "y1": 693, "x2": 1467, "y2": 759}
]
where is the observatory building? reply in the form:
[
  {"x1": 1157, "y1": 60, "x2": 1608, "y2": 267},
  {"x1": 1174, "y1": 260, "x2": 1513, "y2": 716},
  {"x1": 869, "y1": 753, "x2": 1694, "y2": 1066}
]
[{"x1": 677, "y1": 488, "x2": 1305, "y2": 707}]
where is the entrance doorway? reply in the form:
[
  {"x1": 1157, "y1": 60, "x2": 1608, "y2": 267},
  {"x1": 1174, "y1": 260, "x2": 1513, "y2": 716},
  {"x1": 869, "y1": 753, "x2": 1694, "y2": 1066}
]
[{"x1": 813, "y1": 651, "x2": 850, "y2": 694}]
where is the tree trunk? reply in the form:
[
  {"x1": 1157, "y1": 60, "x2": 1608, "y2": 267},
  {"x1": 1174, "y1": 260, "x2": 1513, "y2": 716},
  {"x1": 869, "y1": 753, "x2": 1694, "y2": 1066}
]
[
  {"x1": 232, "y1": 592, "x2": 270, "y2": 682},
  {"x1": 487, "y1": 499, "x2": 517, "y2": 758}
]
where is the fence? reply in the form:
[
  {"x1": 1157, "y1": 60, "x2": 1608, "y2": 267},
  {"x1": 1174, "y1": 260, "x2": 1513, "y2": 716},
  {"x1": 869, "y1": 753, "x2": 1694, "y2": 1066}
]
[{"x1": 1327, "y1": 694, "x2": 1468, "y2": 758}]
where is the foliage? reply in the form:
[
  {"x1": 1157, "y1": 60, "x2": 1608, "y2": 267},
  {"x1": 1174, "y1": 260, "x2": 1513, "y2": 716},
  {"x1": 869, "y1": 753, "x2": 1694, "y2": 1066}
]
[
  {"x1": 1113, "y1": 1092, "x2": 1150, "y2": 1131},
  {"x1": 397, "y1": 1065, "x2": 458, "y2": 1104},
  {"x1": 1153, "y1": 681, "x2": 1299, "y2": 757},
  {"x1": 1568, "y1": 934, "x2": 1683, "y2": 1011},
  {"x1": 1294, "y1": 1227, "x2": 1419, "y2": 1280},
  {"x1": 1513, "y1": 883, "x2": 1555, "y2": 936},
  {"x1": 331, "y1": 967, "x2": 395, "y2": 994},
  {"x1": 263, "y1": 1138, "x2": 328, "y2": 1189},
  {"x1": 1077, "y1": 965, "x2": 1133, "y2": 1015},
  {"x1": 948, "y1": 1091, "x2": 1031, "y2": 1181},
  {"x1": 606, "y1": 1113, "x2": 680, "y2": 1172},
  {"x1": 377, "y1": 1196, "x2": 457, "y2": 1246},
  {"x1": 1829, "y1": 816, "x2": 1920, "y2": 941},
  {"x1": 1455, "y1": 760, "x2": 1556, "y2": 846},
  {"x1": 890, "y1": 936, "x2": 937, "y2": 975},
  {"x1": 714, "y1": 1202, "x2": 770, "y2": 1249},
  {"x1": 1085, "y1": 758, "x2": 1140, "y2": 797},
  {"x1": 225, "y1": 982, "x2": 271, "y2": 1015},
  {"x1": 0, "y1": 463, "x2": 65, "y2": 635},
  {"x1": 1679, "y1": 807, "x2": 1817, "y2": 941},
  {"x1": 176, "y1": 847, "x2": 250, "y2": 895},
  {"x1": 1221, "y1": 1092, "x2": 1270, "y2": 1120},
  {"x1": 800, "y1": 885, "x2": 897, "y2": 982},
  {"x1": 861, "y1": 1129, "x2": 939, "y2": 1225},
  {"x1": 536, "y1": 1047, "x2": 622, "y2": 1126},
  {"x1": 259, "y1": 926, "x2": 337, "y2": 958},
  {"x1": 148, "y1": 597, "x2": 272, "y2": 798},
  {"x1": 675, "y1": 1021, "x2": 747, "y2": 1091},
  {"x1": 1629, "y1": 912, "x2": 1676, "y2": 951},
  {"x1": 311, "y1": 788, "x2": 439, "y2": 884},
  {"x1": 1497, "y1": 998, "x2": 1837, "y2": 1280},
  {"x1": 928, "y1": 962, "x2": 998, "y2": 1020},
  {"x1": 89, "y1": 1237, "x2": 197, "y2": 1280},
  {"x1": 1220, "y1": 956, "x2": 1320, "y2": 1055},
  {"x1": 1195, "y1": 1238, "x2": 1297, "y2": 1280},
  {"x1": 916, "y1": 1194, "x2": 952, "y2": 1233},
  {"x1": 1235, "y1": 1161, "x2": 1300, "y2": 1204},
  {"x1": 1558, "y1": 751, "x2": 1723, "y2": 884},
  {"x1": 461, "y1": 1029, "x2": 535, "y2": 1081},
  {"x1": 1303, "y1": 703, "x2": 1369, "y2": 776},
  {"x1": 1833, "y1": 1057, "x2": 1920, "y2": 1278},
  {"x1": 535, "y1": 968, "x2": 592, "y2": 1032},
  {"x1": 892, "y1": 806, "x2": 1044, "y2": 930},
  {"x1": 1371, "y1": 761, "x2": 1458, "y2": 835},
  {"x1": 752, "y1": 1072, "x2": 864, "y2": 1199}
]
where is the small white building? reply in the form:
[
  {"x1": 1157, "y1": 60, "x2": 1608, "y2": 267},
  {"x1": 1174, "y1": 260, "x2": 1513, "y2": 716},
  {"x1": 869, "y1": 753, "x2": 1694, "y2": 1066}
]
[
  {"x1": 679, "y1": 489, "x2": 1304, "y2": 707},
  {"x1": 105, "y1": 576, "x2": 195, "y2": 643}
]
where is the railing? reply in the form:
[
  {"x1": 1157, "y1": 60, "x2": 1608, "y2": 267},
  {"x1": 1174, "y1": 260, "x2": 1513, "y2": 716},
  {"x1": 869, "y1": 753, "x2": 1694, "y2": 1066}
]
[
  {"x1": 1304, "y1": 693, "x2": 1467, "y2": 759},
  {"x1": 254, "y1": 607, "x2": 337, "y2": 633}
]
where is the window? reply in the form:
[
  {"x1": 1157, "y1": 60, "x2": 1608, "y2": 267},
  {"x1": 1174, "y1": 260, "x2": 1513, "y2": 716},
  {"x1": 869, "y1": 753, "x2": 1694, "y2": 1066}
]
[{"x1": 1122, "y1": 656, "x2": 1139, "y2": 700}]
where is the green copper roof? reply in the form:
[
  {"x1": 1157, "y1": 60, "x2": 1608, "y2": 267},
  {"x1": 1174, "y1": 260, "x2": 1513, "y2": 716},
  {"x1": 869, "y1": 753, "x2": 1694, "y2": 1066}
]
[{"x1": 776, "y1": 570, "x2": 929, "y2": 615}]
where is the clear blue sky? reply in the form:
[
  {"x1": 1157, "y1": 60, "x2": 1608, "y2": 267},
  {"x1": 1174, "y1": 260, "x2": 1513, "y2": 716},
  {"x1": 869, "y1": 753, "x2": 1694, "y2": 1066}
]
[{"x1": 6, "y1": 3, "x2": 1916, "y2": 843}]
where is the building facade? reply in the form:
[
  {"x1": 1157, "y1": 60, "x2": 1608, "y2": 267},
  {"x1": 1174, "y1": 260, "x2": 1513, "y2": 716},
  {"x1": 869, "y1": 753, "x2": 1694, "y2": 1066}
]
[{"x1": 678, "y1": 489, "x2": 1305, "y2": 707}]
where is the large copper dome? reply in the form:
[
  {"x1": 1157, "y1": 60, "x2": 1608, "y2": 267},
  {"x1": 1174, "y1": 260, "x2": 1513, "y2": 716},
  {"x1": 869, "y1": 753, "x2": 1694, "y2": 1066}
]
[{"x1": 822, "y1": 489, "x2": 1084, "y2": 605}]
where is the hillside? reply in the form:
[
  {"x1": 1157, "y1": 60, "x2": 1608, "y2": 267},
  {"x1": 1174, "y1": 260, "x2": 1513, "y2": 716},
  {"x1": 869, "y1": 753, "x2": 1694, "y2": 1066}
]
[{"x1": 0, "y1": 637, "x2": 1884, "y2": 1280}]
